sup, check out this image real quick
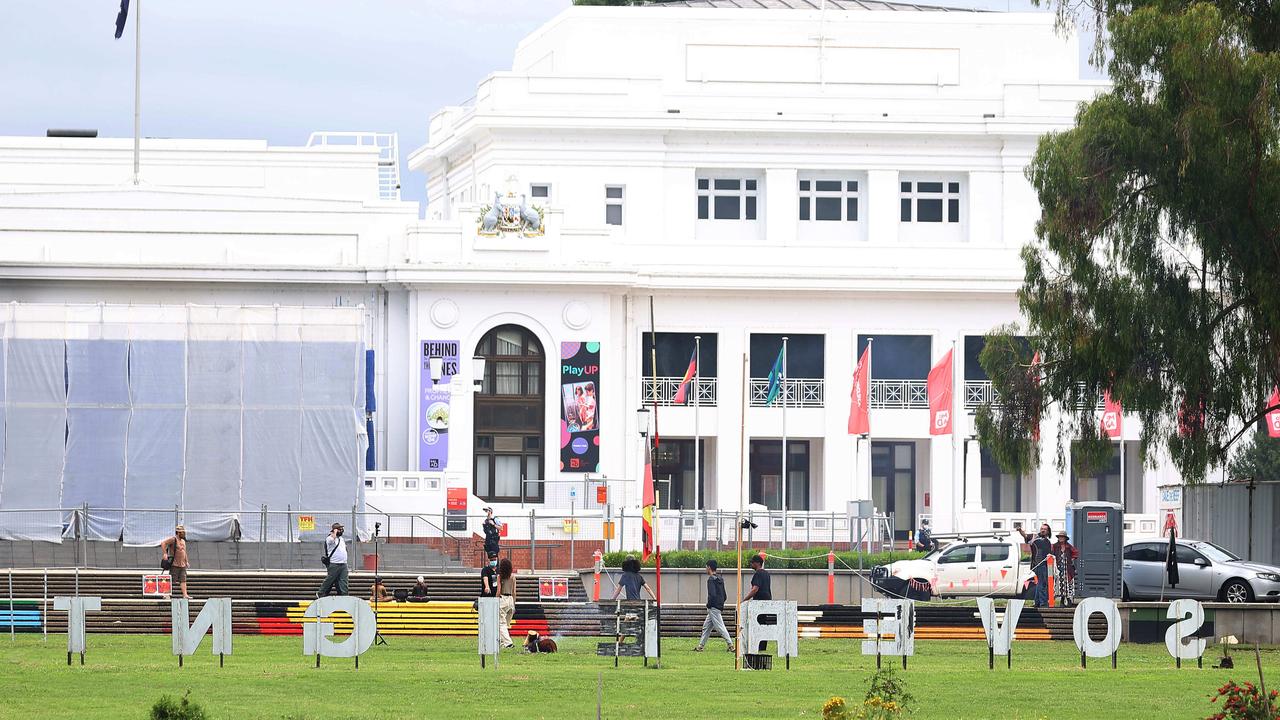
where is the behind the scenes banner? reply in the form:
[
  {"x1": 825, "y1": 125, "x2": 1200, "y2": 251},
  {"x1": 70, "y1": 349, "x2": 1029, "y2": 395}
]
[
  {"x1": 419, "y1": 340, "x2": 459, "y2": 472},
  {"x1": 560, "y1": 341, "x2": 600, "y2": 473}
]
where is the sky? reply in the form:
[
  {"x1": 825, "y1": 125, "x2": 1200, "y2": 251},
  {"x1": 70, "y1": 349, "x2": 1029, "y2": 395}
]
[{"x1": 1, "y1": 0, "x2": 1094, "y2": 213}]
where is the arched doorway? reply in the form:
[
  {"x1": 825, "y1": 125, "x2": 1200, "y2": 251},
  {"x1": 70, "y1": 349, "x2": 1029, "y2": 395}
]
[{"x1": 473, "y1": 325, "x2": 544, "y2": 503}]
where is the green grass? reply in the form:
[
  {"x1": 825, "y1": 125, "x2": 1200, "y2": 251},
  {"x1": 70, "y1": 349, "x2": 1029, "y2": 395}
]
[{"x1": 0, "y1": 634, "x2": 1275, "y2": 719}]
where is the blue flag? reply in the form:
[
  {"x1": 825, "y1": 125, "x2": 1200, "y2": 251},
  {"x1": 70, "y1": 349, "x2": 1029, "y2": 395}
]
[
  {"x1": 114, "y1": 0, "x2": 130, "y2": 39},
  {"x1": 764, "y1": 347, "x2": 785, "y2": 405}
]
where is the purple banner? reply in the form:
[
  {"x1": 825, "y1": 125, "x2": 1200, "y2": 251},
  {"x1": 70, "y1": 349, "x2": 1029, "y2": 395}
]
[
  {"x1": 419, "y1": 340, "x2": 459, "y2": 472},
  {"x1": 560, "y1": 341, "x2": 600, "y2": 473}
]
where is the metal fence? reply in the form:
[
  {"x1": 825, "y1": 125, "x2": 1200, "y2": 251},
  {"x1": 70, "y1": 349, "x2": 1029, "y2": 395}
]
[{"x1": 0, "y1": 505, "x2": 895, "y2": 573}]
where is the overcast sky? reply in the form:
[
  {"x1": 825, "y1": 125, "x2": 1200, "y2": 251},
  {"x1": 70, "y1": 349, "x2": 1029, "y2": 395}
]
[{"x1": 1, "y1": 0, "x2": 1092, "y2": 212}]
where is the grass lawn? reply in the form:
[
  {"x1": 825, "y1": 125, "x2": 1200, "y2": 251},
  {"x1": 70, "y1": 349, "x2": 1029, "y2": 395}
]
[{"x1": 0, "y1": 634, "x2": 1275, "y2": 719}]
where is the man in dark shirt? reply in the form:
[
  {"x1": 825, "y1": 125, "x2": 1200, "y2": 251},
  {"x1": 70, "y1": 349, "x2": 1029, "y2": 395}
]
[
  {"x1": 1019, "y1": 523, "x2": 1053, "y2": 607},
  {"x1": 694, "y1": 560, "x2": 733, "y2": 652},
  {"x1": 743, "y1": 554, "x2": 773, "y2": 652},
  {"x1": 479, "y1": 551, "x2": 499, "y2": 599}
]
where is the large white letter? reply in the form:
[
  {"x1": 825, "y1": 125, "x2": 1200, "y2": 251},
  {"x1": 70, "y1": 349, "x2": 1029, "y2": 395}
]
[
  {"x1": 171, "y1": 598, "x2": 232, "y2": 657},
  {"x1": 1072, "y1": 597, "x2": 1122, "y2": 658},
  {"x1": 977, "y1": 598, "x2": 1024, "y2": 656},
  {"x1": 53, "y1": 596, "x2": 101, "y2": 656},
  {"x1": 741, "y1": 600, "x2": 798, "y2": 658},
  {"x1": 302, "y1": 596, "x2": 375, "y2": 658},
  {"x1": 861, "y1": 599, "x2": 915, "y2": 658},
  {"x1": 1165, "y1": 599, "x2": 1207, "y2": 661}
]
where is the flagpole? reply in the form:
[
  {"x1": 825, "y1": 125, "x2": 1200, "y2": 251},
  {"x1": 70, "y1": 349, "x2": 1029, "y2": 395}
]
[
  {"x1": 781, "y1": 336, "x2": 789, "y2": 550},
  {"x1": 950, "y1": 339, "x2": 958, "y2": 534},
  {"x1": 694, "y1": 336, "x2": 701, "y2": 514},
  {"x1": 865, "y1": 337, "x2": 873, "y2": 553},
  {"x1": 736, "y1": 351, "x2": 748, "y2": 671},
  {"x1": 132, "y1": 0, "x2": 142, "y2": 185}
]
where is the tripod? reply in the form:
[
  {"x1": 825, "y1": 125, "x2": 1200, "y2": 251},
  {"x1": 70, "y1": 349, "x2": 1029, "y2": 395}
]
[{"x1": 372, "y1": 522, "x2": 388, "y2": 646}]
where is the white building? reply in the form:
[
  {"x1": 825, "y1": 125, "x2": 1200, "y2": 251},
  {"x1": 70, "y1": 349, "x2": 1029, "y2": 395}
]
[{"x1": 0, "y1": 2, "x2": 1172, "y2": 545}]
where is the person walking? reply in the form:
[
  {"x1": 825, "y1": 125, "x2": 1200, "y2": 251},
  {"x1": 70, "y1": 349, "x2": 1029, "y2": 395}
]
[
  {"x1": 1051, "y1": 531, "x2": 1079, "y2": 606},
  {"x1": 1018, "y1": 523, "x2": 1053, "y2": 608},
  {"x1": 693, "y1": 559, "x2": 734, "y2": 653},
  {"x1": 743, "y1": 554, "x2": 773, "y2": 653},
  {"x1": 161, "y1": 524, "x2": 190, "y2": 599},
  {"x1": 497, "y1": 558, "x2": 517, "y2": 649},
  {"x1": 482, "y1": 507, "x2": 501, "y2": 558},
  {"x1": 318, "y1": 522, "x2": 349, "y2": 597}
]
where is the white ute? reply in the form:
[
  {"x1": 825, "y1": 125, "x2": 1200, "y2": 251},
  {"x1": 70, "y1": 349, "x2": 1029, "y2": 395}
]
[{"x1": 870, "y1": 535, "x2": 1035, "y2": 601}]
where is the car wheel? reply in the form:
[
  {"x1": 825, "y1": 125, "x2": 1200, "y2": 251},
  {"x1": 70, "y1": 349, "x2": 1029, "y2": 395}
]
[{"x1": 1222, "y1": 579, "x2": 1254, "y2": 603}]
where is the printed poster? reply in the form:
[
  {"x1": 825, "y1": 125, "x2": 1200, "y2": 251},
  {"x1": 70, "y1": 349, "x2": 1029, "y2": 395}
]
[
  {"x1": 560, "y1": 341, "x2": 600, "y2": 473},
  {"x1": 419, "y1": 340, "x2": 460, "y2": 471}
]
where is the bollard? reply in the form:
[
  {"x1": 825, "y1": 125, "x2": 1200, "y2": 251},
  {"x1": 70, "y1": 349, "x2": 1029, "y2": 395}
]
[
  {"x1": 826, "y1": 551, "x2": 836, "y2": 605},
  {"x1": 592, "y1": 550, "x2": 603, "y2": 602},
  {"x1": 1047, "y1": 556, "x2": 1056, "y2": 609}
]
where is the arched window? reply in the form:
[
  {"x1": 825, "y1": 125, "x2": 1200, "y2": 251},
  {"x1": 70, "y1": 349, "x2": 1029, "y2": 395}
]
[{"x1": 473, "y1": 325, "x2": 544, "y2": 503}]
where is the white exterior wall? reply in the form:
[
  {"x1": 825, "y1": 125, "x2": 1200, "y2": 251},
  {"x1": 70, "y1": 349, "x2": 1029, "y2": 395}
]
[{"x1": 0, "y1": 5, "x2": 1171, "y2": 541}]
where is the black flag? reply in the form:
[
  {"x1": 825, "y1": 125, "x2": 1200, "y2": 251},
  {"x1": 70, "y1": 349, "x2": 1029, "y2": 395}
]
[
  {"x1": 1165, "y1": 524, "x2": 1180, "y2": 588},
  {"x1": 114, "y1": 0, "x2": 130, "y2": 39}
]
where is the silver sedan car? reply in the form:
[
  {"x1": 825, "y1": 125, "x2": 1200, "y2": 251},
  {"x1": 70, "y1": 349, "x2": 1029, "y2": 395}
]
[{"x1": 1122, "y1": 539, "x2": 1280, "y2": 603}]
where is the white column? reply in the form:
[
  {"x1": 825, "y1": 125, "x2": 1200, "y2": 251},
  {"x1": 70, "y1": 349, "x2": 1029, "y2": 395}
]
[
  {"x1": 765, "y1": 168, "x2": 798, "y2": 248},
  {"x1": 866, "y1": 170, "x2": 900, "y2": 244},
  {"x1": 964, "y1": 438, "x2": 983, "y2": 511},
  {"x1": 719, "y1": 328, "x2": 748, "y2": 512}
]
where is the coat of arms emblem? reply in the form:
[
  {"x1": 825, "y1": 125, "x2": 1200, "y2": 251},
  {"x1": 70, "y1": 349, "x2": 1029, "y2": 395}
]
[{"x1": 478, "y1": 191, "x2": 545, "y2": 237}]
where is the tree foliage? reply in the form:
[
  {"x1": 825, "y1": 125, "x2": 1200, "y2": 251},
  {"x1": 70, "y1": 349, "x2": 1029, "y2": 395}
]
[
  {"x1": 980, "y1": 0, "x2": 1280, "y2": 482},
  {"x1": 1228, "y1": 429, "x2": 1280, "y2": 481}
]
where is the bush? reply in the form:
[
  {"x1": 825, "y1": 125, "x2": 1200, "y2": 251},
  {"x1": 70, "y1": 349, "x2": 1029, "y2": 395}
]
[
  {"x1": 603, "y1": 548, "x2": 922, "y2": 570},
  {"x1": 1207, "y1": 680, "x2": 1279, "y2": 720},
  {"x1": 820, "y1": 669, "x2": 913, "y2": 719},
  {"x1": 150, "y1": 692, "x2": 208, "y2": 720}
]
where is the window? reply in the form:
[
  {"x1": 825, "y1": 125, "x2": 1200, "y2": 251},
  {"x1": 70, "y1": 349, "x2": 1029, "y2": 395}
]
[
  {"x1": 939, "y1": 545, "x2": 976, "y2": 564},
  {"x1": 530, "y1": 183, "x2": 551, "y2": 201},
  {"x1": 697, "y1": 175, "x2": 758, "y2": 220},
  {"x1": 900, "y1": 179, "x2": 961, "y2": 223},
  {"x1": 605, "y1": 185, "x2": 624, "y2": 226},
  {"x1": 799, "y1": 178, "x2": 859, "y2": 222},
  {"x1": 1123, "y1": 543, "x2": 1164, "y2": 563},
  {"x1": 980, "y1": 448, "x2": 1023, "y2": 512},
  {"x1": 978, "y1": 544, "x2": 1012, "y2": 562},
  {"x1": 1174, "y1": 545, "x2": 1208, "y2": 565},
  {"x1": 474, "y1": 325, "x2": 544, "y2": 503}
]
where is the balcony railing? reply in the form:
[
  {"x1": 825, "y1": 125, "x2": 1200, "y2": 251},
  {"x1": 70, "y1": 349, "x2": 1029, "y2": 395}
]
[
  {"x1": 965, "y1": 380, "x2": 1105, "y2": 411},
  {"x1": 641, "y1": 376, "x2": 718, "y2": 407},
  {"x1": 870, "y1": 379, "x2": 927, "y2": 409},
  {"x1": 748, "y1": 378, "x2": 825, "y2": 408}
]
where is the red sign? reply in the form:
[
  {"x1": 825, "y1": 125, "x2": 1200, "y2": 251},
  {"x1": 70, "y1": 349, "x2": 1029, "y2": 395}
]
[
  {"x1": 1100, "y1": 390, "x2": 1123, "y2": 439},
  {"x1": 927, "y1": 349, "x2": 954, "y2": 436},
  {"x1": 499, "y1": 522, "x2": 509, "y2": 538},
  {"x1": 596, "y1": 485, "x2": 608, "y2": 505},
  {"x1": 142, "y1": 574, "x2": 172, "y2": 597},
  {"x1": 1086, "y1": 511, "x2": 1107, "y2": 524},
  {"x1": 446, "y1": 487, "x2": 467, "y2": 512},
  {"x1": 538, "y1": 577, "x2": 570, "y2": 600}
]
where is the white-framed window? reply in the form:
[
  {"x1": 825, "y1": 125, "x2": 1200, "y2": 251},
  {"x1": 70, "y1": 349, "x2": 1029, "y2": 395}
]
[
  {"x1": 696, "y1": 175, "x2": 759, "y2": 221},
  {"x1": 530, "y1": 183, "x2": 551, "y2": 202},
  {"x1": 900, "y1": 178, "x2": 962, "y2": 224},
  {"x1": 381, "y1": 477, "x2": 397, "y2": 491},
  {"x1": 403, "y1": 477, "x2": 419, "y2": 491},
  {"x1": 799, "y1": 177, "x2": 859, "y2": 222},
  {"x1": 605, "y1": 185, "x2": 624, "y2": 226}
]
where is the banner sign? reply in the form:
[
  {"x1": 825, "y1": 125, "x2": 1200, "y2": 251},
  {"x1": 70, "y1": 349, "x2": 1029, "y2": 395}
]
[
  {"x1": 560, "y1": 342, "x2": 600, "y2": 473},
  {"x1": 419, "y1": 340, "x2": 459, "y2": 472},
  {"x1": 297, "y1": 515, "x2": 315, "y2": 532},
  {"x1": 446, "y1": 487, "x2": 468, "y2": 532},
  {"x1": 142, "y1": 575, "x2": 172, "y2": 597}
]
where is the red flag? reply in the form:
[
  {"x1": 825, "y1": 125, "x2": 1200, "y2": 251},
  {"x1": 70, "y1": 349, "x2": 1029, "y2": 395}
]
[
  {"x1": 927, "y1": 349, "x2": 953, "y2": 436},
  {"x1": 672, "y1": 349, "x2": 697, "y2": 405},
  {"x1": 1030, "y1": 351, "x2": 1042, "y2": 441},
  {"x1": 1267, "y1": 388, "x2": 1280, "y2": 439},
  {"x1": 1101, "y1": 390, "x2": 1122, "y2": 439},
  {"x1": 848, "y1": 346, "x2": 871, "y2": 435},
  {"x1": 641, "y1": 438, "x2": 655, "y2": 562}
]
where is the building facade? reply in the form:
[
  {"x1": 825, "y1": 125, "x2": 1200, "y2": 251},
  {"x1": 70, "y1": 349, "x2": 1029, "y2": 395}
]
[{"x1": 0, "y1": 4, "x2": 1174, "y2": 546}]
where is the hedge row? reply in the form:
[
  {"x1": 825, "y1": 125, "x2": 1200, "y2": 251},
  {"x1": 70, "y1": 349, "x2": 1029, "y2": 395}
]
[{"x1": 602, "y1": 548, "x2": 924, "y2": 570}]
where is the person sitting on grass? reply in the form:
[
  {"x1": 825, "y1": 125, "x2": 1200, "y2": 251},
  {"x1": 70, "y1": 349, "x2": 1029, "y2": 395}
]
[{"x1": 524, "y1": 630, "x2": 558, "y2": 654}]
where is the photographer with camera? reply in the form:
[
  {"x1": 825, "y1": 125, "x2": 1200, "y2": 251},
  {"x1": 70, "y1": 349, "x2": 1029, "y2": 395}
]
[{"x1": 318, "y1": 522, "x2": 349, "y2": 596}]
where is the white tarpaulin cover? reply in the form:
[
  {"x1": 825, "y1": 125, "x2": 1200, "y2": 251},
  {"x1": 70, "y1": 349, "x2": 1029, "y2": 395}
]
[{"x1": 0, "y1": 303, "x2": 367, "y2": 545}]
